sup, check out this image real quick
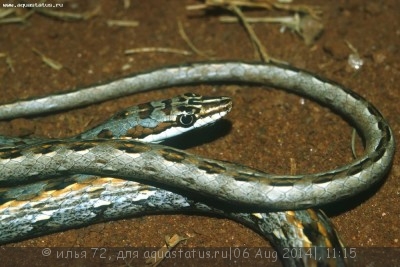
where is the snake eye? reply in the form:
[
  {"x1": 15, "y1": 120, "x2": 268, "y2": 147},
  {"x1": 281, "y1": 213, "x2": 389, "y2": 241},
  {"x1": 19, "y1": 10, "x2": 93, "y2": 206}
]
[{"x1": 177, "y1": 114, "x2": 196, "y2": 127}]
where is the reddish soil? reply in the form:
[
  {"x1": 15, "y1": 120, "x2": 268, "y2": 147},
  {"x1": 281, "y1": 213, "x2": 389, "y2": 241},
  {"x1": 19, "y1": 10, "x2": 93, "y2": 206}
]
[{"x1": 1, "y1": 0, "x2": 399, "y2": 266}]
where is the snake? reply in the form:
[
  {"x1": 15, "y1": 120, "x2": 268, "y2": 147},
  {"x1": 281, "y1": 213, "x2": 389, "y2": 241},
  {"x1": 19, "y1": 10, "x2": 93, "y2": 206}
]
[{"x1": 0, "y1": 62, "x2": 395, "y2": 267}]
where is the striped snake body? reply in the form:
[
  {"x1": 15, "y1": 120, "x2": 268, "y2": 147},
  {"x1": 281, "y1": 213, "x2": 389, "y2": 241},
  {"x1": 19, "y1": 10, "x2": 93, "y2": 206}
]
[{"x1": 0, "y1": 62, "x2": 395, "y2": 267}]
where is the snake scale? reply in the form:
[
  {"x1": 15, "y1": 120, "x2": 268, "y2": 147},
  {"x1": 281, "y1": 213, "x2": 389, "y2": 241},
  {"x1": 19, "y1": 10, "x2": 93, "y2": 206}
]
[{"x1": 0, "y1": 62, "x2": 395, "y2": 267}]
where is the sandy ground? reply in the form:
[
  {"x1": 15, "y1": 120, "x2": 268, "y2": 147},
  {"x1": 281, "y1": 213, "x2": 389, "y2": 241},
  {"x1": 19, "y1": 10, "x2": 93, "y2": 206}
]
[{"x1": 1, "y1": 0, "x2": 399, "y2": 266}]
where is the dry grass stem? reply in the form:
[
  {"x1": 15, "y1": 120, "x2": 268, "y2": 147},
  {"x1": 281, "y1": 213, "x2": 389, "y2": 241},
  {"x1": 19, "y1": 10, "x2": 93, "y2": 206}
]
[
  {"x1": 106, "y1": 19, "x2": 139, "y2": 27},
  {"x1": 228, "y1": 5, "x2": 271, "y2": 62},
  {"x1": 178, "y1": 20, "x2": 211, "y2": 58},
  {"x1": 124, "y1": 47, "x2": 192, "y2": 56},
  {"x1": 33, "y1": 5, "x2": 101, "y2": 21},
  {"x1": 32, "y1": 48, "x2": 63, "y2": 70}
]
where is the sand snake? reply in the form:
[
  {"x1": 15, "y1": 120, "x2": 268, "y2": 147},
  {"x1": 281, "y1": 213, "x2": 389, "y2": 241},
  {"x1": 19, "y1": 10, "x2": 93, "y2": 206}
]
[{"x1": 0, "y1": 62, "x2": 395, "y2": 266}]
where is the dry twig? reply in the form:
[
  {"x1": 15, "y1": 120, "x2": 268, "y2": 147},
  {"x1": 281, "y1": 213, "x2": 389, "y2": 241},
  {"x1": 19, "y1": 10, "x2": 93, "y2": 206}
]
[
  {"x1": 187, "y1": 0, "x2": 323, "y2": 46},
  {"x1": 145, "y1": 234, "x2": 187, "y2": 267}
]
